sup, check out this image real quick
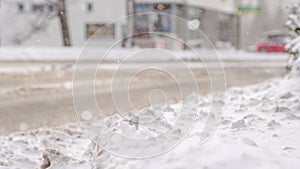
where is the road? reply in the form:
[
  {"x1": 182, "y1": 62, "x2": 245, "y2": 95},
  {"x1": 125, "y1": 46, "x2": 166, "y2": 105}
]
[{"x1": 0, "y1": 60, "x2": 288, "y2": 135}]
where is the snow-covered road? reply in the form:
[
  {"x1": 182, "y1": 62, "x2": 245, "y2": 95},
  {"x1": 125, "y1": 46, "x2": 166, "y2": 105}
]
[{"x1": 0, "y1": 61, "x2": 287, "y2": 135}]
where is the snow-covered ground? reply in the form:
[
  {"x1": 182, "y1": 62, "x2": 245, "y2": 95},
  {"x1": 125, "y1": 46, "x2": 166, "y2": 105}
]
[
  {"x1": 0, "y1": 47, "x2": 288, "y2": 62},
  {"x1": 0, "y1": 58, "x2": 299, "y2": 169}
]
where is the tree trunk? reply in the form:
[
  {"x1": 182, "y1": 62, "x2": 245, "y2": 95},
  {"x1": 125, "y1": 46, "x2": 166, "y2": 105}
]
[{"x1": 58, "y1": 0, "x2": 71, "y2": 46}]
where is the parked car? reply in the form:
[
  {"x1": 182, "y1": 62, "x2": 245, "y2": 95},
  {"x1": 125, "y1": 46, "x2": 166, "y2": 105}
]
[{"x1": 256, "y1": 34, "x2": 288, "y2": 52}]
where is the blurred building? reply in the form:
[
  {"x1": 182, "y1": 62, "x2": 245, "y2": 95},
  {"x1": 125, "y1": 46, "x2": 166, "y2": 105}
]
[
  {"x1": 0, "y1": 0, "x2": 297, "y2": 49},
  {"x1": 0, "y1": 0, "x2": 126, "y2": 46},
  {"x1": 130, "y1": 0, "x2": 298, "y2": 49}
]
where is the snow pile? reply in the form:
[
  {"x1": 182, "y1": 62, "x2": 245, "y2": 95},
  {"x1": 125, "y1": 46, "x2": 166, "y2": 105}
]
[
  {"x1": 99, "y1": 75, "x2": 300, "y2": 169},
  {"x1": 86, "y1": 95, "x2": 201, "y2": 159},
  {"x1": 0, "y1": 69, "x2": 300, "y2": 168},
  {"x1": 0, "y1": 126, "x2": 91, "y2": 169}
]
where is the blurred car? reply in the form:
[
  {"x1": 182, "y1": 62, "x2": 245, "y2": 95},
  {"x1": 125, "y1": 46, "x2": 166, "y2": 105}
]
[{"x1": 256, "y1": 34, "x2": 288, "y2": 52}]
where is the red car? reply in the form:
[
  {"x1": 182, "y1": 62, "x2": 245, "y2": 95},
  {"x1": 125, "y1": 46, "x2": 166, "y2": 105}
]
[{"x1": 256, "y1": 34, "x2": 288, "y2": 53}]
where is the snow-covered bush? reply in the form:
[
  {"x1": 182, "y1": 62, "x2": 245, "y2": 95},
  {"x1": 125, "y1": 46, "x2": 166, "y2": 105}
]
[{"x1": 285, "y1": 3, "x2": 300, "y2": 73}]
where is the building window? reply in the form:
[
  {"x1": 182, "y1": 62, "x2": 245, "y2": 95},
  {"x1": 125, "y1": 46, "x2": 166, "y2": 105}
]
[
  {"x1": 86, "y1": 2, "x2": 93, "y2": 12},
  {"x1": 31, "y1": 3, "x2": 57, "y2": 13},
  {"x1": 18, "y1": 3, "x2": 24, "y2": 12},
  {"x1": 134, "y1": 4, "x2": 172, "y2": 34},
  {"x1": 153, "y1": 14, "x2": 171, "y2": 32},
  {"x1": 48, "y1": 4, "x2": 58, "y2": 13},
  {"x1": 32, "y1": 4, "x2": 45, "y2": 13},
  {"x1": 86, "y1": 23, "x2": 115, "y2": 39}
]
